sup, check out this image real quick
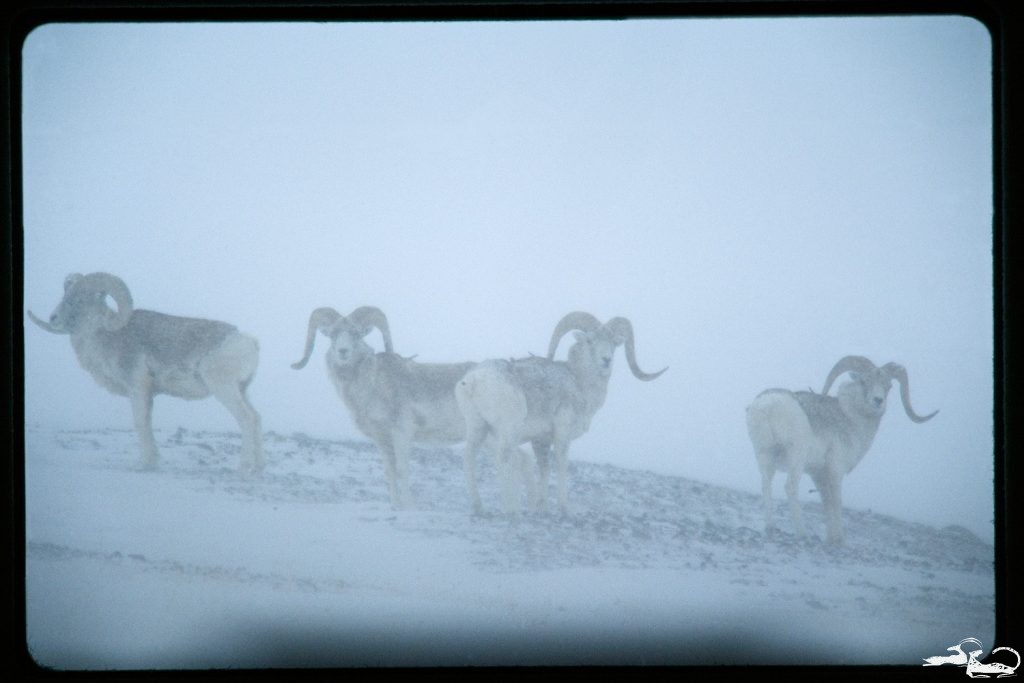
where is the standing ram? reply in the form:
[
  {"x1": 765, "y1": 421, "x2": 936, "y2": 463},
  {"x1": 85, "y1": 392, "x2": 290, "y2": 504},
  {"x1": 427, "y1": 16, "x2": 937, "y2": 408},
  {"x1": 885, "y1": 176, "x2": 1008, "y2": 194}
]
[
  {"x1": 456, "y1": 312, "x2": 667, "y2": 514},
  {"x1": 28, "y1": 272, "x2": 264, "y2": 473},
  {"x1": 745, "y1": 355, "x2": 938, "y2": 544},
  {"x1": 292, "y1": 306, "x2": 488, "y2": 508}
]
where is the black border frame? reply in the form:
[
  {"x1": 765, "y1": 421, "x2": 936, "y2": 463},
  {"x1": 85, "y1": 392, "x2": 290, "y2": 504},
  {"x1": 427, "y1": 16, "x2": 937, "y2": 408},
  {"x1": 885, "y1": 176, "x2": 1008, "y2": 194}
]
[{"x1": 3, "y1": 1, "x2": 1017, "y2": 679}]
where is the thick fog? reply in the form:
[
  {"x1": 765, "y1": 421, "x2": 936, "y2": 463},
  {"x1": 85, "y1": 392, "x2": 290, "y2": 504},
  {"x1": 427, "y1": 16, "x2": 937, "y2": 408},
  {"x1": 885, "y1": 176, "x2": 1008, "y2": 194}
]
[{"x1": 21, "y1": 18, "x2": 993, "y2": 540}]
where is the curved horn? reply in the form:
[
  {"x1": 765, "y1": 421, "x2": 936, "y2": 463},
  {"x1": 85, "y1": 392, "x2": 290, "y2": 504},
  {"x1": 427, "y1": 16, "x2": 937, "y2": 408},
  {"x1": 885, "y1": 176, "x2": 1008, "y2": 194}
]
[
  {"x1": 347, "y1": 306, "x2": 393, "y2": 354},
  {"x1": 79, "y1": 272, "x2": 133, "y2": 331},
  {"x1": 547, "y1": 311, "x2": 602, "y2": 359},
  {"x1": 821, "y1": 355, "x2": 877, "y2": 395},
  {"x1": 604, "y1": 317, "x2": 668, "y2": 381},
  {"x1": 292, "y1": 307, "x2": 342, "y2": 369},
  {"x1": 64, "y1": 273, "x2": 83, "y2": 292},
  {"x1": 882, "y1": 362, "x2": 938, "y2": 423},
  {"x1": 27, "y1": 309, "x2": 66, "y2": 334}
]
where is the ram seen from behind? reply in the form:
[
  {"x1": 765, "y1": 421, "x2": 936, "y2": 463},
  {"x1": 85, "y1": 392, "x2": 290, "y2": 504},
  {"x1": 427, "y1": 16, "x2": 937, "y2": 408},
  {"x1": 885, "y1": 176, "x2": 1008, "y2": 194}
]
[
  {"x1": 28, "y1": 272, "x2": 264, "y2": 473},
  {"x1": 456, "y1": 312, "x2": 667, "y2": 514},
  {"x1": 291, "y1": 306, "x2": 477, "y2": 508},
  {"x1": 745, "y1": 355, "x2": 938, "y2": 545}
]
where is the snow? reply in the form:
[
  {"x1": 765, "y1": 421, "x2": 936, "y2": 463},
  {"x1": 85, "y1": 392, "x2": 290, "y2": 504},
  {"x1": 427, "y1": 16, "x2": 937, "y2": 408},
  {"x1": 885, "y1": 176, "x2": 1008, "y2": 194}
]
[{"x1": 23, "y1": 425, "x2": 995, "y2": 669}]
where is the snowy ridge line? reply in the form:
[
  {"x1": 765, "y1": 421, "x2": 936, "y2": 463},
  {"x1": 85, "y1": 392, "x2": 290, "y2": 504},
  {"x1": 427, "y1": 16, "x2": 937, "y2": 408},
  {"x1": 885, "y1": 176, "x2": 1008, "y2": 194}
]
[
  {"x1": 27, "y1": 272, "x2": 265, "y2": 473},
  {"x1": 29, "y1": 425, "x2": 992, "y2": 576},
  {"x1": 23, "y1": 423, "x2": 996, "y2": 667},
  {"x1": 28, "y1": 541, "x2": 349, "y2": 595}
]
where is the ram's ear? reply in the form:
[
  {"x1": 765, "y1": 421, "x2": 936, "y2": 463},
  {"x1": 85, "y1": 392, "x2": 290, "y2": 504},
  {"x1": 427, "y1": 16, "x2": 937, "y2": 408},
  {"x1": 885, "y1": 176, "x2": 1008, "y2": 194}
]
[
  {"x1": 573, "y1": 330, "x2": 587, "y2": 343},
  {"x1": 848, "y1": 371, "x2": 865, "y2": 383}
]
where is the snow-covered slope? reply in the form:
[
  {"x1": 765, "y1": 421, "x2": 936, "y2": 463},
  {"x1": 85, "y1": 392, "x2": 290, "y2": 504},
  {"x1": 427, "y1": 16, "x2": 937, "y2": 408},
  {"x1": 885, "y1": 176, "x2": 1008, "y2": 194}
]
[{"x1": 23, "y1": 425, "x2": 994, "y2": 669}]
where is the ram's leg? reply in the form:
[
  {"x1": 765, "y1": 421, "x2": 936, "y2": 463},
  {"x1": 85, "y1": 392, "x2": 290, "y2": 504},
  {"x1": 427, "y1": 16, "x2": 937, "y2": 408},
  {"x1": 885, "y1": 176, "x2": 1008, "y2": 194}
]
[
  {"x1": 129, "y1": 378, "x2": 158, "y2": 470},
  {"x1": 462, "y1": 424, "x2": 486, "y2": 515},
  {"x1": 531, "y1": 439, "x2": 551, "y2": 511},
  {"x1": 819, "y1": 468, "x2": 845, "y2": 545},
  {"x1": 201, "y1": 334, "x2": 263, "y2": 473},
  {"x1": 212, "y1": 382, "x2": 264, "y2": 474},
  {"x1": 374, "y1": 436, "x2": 402, "y2": 507},
  {"x1": 495, "y1": 439, "x2": 534, "y2": 515},
  {"x1": 241, "y1": 383, "x2": 265, "y2": 472},
  {"x1": 784, "y1": 461, "x2": 806, "y2": 537},
  {"x1": 551, "y1": 439, "x2": 572, "y2": 514},
  {"x1": 517, "y1": 446, "x2": 539, "y2": 511},
  {"x1": 496, "y1": 438, "x2": 519, "y2": 514},
  {"x1": 391, "y1": 429, "x2": 415, "y2": 509},
  {"x1": 757, "y1": 455, "x2": 776, "y2": 534}
]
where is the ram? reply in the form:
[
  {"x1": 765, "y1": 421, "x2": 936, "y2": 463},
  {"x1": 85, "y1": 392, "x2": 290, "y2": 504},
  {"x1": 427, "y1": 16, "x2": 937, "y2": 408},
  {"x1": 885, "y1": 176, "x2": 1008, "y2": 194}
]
[
  {"x1": 28, "y1": 272, "x2": 264, "y2": 472},
  {"x1": 292, "y1": 306, "x2": 496, "y2": 508},
  {"x1": 456, "y1": 312, "x2": 667, "y2": 514},
  {"x1": 745, "y1": 355, "x2": 937, "y2": 544}
]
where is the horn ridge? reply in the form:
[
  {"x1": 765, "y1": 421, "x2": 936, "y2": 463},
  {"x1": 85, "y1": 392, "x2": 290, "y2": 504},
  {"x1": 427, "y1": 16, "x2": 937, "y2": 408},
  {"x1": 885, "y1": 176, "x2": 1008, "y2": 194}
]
[
  {"x1": 547, "y1": 311, "x2": 602, "y2": 359},
  {"x1": 79, "y1": 272, "x2": 133, "y2": 331},
  {"x1": 604, "y1": 317, "x2": 667, "y2": 381},
  {"x1": 292, "y1": 307, "x2": 342, "y2": 369},
  {"x1": 347, "y1": 306, "x2": 393, "y2": 353},
  {"x1": 821, "y1": 355, "x2": 877, "y2": 395}
]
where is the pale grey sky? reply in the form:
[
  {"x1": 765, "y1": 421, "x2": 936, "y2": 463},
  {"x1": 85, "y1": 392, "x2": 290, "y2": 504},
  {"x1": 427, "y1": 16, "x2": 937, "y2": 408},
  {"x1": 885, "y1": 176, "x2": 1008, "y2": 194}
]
[{"x1": 22, "y1": 17, "x2": 994, "y2": 539}]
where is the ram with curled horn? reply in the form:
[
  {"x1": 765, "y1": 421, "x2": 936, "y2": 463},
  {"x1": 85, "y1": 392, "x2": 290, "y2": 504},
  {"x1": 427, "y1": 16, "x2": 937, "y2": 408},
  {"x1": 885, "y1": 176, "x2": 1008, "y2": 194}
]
[
  {"x1": 28, "y1": 272, "x2": 264, "y2": 473},
  {"x1": 292, "y1": 304, "x2": 484, "y2": 508},
  {"x1": 745, "y1": 355, "x2": 938, "y2": 544},
  {"x1": 456, "y1": 311, "x2": 667, "y2": 514}
]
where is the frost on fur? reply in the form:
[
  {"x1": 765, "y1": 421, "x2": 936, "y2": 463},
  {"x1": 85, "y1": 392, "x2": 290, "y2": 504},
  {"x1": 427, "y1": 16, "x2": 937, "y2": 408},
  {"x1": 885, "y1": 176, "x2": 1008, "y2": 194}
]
[
  {"x1": 456, "y1": 312, "x2": 667, "y2": 514},
  {"x1": 292, "y1": 306, "x2": 477, "y2": 509},
  {"x1": 745, "y1": 355, "x2": 937, "y2": 544},
  {"x1": 28, "y1": 272, "x2": 264, "y2": 473}
]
